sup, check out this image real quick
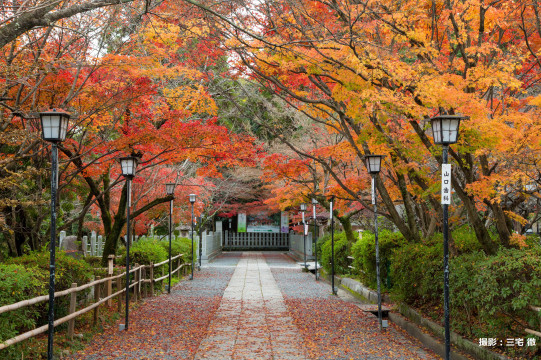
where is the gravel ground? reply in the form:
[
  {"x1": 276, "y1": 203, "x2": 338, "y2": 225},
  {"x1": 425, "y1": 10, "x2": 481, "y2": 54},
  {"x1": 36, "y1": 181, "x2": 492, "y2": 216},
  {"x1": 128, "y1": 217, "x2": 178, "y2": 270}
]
[
  {"x1": 68, "y1": 266, "x2": 235, "y2": 360},
  {"x1": 68, "y1": 252, "x2": 439, "y2": 360},
  {"x1": 267, "y1": 252, "x2": 440, "y2": 360}
]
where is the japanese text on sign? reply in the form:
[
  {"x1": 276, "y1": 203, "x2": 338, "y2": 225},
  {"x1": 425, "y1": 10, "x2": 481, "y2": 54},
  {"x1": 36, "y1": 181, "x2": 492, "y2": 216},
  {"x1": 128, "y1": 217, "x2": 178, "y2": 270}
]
[{"x1": 441, "y1": 164, "x2": 451, "y2": 205}]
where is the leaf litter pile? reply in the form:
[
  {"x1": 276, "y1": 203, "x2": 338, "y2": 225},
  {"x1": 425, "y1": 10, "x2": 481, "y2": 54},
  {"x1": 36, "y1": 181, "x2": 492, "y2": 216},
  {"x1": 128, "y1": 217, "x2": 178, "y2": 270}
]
[
  {"x1": 267, "y1": 253, "x2": 440, "y2": 360},
  {"x1": 69, "y1": 252, "x2": 440, "y2": 359},
  {"x1": 68, "y1": 267, "x2": 235, "y2": 360}
]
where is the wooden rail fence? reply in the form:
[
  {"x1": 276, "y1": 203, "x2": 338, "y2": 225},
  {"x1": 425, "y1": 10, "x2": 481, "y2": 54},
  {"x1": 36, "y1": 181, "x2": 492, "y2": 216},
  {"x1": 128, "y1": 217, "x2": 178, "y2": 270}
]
[{"x1": 0, "y1": 254, "x2": 191, "y2": 351}]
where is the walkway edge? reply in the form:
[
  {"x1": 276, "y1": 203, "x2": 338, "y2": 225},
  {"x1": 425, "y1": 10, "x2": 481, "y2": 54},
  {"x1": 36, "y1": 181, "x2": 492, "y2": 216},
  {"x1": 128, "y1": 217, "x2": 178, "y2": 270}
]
[{"x1": 339, "y1": 277, "x2": 509, "y2": 360}]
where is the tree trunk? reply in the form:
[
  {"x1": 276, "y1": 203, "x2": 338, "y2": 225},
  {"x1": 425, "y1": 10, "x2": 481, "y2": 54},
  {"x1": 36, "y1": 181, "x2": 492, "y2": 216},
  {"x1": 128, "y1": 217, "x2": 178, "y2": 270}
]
[
  {"x1": 101, "y1": 183, "x2": 128, "y2": 266},
  {"x1": 336, "y1": 215, "x2": 355, "y2": 244},
  {"x1": 452, "y1": 179, "x2": 496, "y2": 254}
]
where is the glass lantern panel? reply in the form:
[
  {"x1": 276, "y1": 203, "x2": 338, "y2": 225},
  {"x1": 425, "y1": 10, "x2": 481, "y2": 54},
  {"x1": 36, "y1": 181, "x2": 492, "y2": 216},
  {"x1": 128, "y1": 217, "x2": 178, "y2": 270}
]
[
  {"x1": 431, "y1": 119, "x2": 442, "y2": 144},
  {"x1": 41, "y1": 115, "x2": 60, "y2": 140},
  {"x1": 59, "y1": 116, "x2": 68, "y2": 141},
  {"x1": 441, "y1": 118, "x2": 459, "y2": 143}
]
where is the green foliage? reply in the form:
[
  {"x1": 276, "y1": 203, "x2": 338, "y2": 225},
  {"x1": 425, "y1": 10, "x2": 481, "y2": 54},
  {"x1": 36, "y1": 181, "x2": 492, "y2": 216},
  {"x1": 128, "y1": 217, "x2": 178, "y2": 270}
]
[
  {"x1": 448, "y1": 251, "x2": 488, "y2": 337},
  {"x1": 450, "y1": 226, "x2": 485, "y2": 254},
  {"x1": 116, "y1": 236, "x2": 193, "y2": 265},
  {"x1": 82, "y1": 256, "x2": 103, "y2": 267},
  {"x1": 116, "y1": 239, "x2": 168, "y2": 265},
  {"x1": 351, "y1": 230, "x2": 405, "y2": 290},
  {"x1": 320, "y1": 232, "x2": 350, "y2": 275},
  {"x1": 390, "y1": 238, "x2": 541, "y2": 340},
  {"x1": 157, "y1": 237, "x2": 193, "y2": 263},
  {"x1": 0, "y1": 264, "x2": 47, "y2": 359},
  {"x1": 7, "y1": 250, "x2": 94, "y2": 323},
  {"x1": 452, "y1": 247, "x2": 541, "y2": 338},
  {"x1": 8, "y1": 250, "x2": 93, "y2": 294},
  {"x1": 389, "y1": 238, "x2": 443, "y2": 305}
]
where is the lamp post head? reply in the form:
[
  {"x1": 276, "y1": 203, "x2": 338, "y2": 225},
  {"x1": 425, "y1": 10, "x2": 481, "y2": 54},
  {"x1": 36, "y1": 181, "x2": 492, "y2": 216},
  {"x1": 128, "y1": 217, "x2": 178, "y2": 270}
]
[
  {"x1": 364, "y1": 155, "x2": 384, "y2": 174},
  {"x1": 40, "y1": 110, "x2": 70, "y2": 143},
  {"x1": 189, "y1": 193, "x2": 196, "y2": 203},
  {"x1": 300, "y1": 203, "x2": 307, "y2": 212},
  {"x1": 119, "y1": 156, "x2": 138, "y2": 179},
  {"x1": 429, "y1": 115, "x2": 467, "y2": 145},
  {"x1": 165, "y1": 183, "x2": 176, "y2": 196},
  {"x1": 312, "y1": 198, "x2": 318, "y2": 205}
]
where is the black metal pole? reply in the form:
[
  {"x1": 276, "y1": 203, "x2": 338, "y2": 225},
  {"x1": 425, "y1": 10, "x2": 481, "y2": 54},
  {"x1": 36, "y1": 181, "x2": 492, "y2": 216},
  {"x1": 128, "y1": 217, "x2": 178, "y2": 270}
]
[
  {"x1": 442, "y1": 145, "x2": 450, "y2": 359},
  {"x1": 190, "y1": 203, "x2": 194, "y2": 280},
  {"x1": 331, "y1": 198, "x2": 336, "y2": 295},
  {"x1": 168, "y1": 199, "x2": 173, "y2": 293},
  {"x1": 47, "y1": 143, "x2": 58, "y2": 360},
  {"x1": 374, "y1": 174, "x2": 382, "y2": 330},
  {"x1": 313, "y1": 206, "x2": 318, "y2": 281},
  {"x1": 199, "y1": 221, "x2": 202, "y2": 270},
  {"x1": 124, "y1": 179, "x2": 131, "y2": 330},
  {"x1": 302, "y1": 212, "x2": 307, "y2": 269}
]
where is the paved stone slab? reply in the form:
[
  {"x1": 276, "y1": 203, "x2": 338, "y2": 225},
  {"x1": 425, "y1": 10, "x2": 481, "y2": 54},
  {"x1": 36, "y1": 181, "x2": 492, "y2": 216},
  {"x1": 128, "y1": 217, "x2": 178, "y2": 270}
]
[{"x1": 195, "y1": 252, "x2": 307, "y2": 360}]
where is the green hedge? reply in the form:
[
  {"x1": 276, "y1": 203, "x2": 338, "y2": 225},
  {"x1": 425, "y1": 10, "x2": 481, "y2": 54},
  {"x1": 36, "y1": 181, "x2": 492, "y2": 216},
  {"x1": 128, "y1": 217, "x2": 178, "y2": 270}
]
[
  {"x1": 389, "y1": 240, "x2": 541, "y2": 340},
  {"x1": 8, "y1": 250, "x2": 94, "y2": 295},
  {"x1": 116, "y1": 236, "x2": 193, "y2": 265},
  {"x1": 451, "y1": 248, "x2": 541, "y2": 338},
  {"x1": 320, "y1": 232, "x2": 350, "y2": 275},
  {"x1": 0, "y1": 264, "x2": 47, "y2": 358},
  {"x1": 3, "y1": 250, "x2": 93, "y2": 358},
  {"x1": 351, "y1": 230, "x2": 405, "y2": 290},
  {"x1": 389, "y1": 238, "x2": 442, "y2": 305}
]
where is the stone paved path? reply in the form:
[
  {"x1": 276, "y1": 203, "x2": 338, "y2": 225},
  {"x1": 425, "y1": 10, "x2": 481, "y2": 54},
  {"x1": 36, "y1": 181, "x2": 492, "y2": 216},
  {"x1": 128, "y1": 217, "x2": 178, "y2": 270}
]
[
  {"x1": 69, "y1": 252, "x2": 440, "y2": 360},
  {"x1": 195, "y1": 253, "x2": 306, "y2": 360}
]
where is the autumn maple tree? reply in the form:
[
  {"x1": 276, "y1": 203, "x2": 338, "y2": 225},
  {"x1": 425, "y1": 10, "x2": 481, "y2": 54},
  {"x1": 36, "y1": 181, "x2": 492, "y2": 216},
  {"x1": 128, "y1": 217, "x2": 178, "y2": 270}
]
[
  {"x1": 199, "y1": 0, "x2": 541, "y2": 252},
  {"x1": 0, "y1": 0, "x2": 260, "y2": 261}
]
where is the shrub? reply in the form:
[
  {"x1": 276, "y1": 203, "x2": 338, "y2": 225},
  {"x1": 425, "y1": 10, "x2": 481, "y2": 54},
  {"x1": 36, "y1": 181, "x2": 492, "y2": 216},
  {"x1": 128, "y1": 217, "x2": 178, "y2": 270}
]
[
  {"x1": 116, "y1": 236, "x2": 195, "y2": 265},
  {"x1": 8, "y1": 251, "x2": 94, "y2": 324},
  {"x1": 320, "y1": 232, "x2": 350, "y2": 275},
  {"x1": 389, "y1": 238, "x2": 442, "y2": 305},
  {"x1": 390, "y1": 238, "x2": 541, "y2": 342},
  {"x1": 456, "y1": 247, "x2": 541, "y2": 338},
  {"x1": 450, "y1": 226, "x2": 485, "y2": 254},
  {"x1": 8, "y1": 250, "x2": 93, "y2": 294},
  {"x1": 0, "y1": 264, "x2": 47, "y2": 355},
  {"x1": 157, "y1": 237, "x2": 193, "y2": 263},
  {"x1": 351, "y1": 230, "x2": 404, "y2": 290},
  {"x1": 116, "y1": 238, "x2": 168, "y2": 265}
]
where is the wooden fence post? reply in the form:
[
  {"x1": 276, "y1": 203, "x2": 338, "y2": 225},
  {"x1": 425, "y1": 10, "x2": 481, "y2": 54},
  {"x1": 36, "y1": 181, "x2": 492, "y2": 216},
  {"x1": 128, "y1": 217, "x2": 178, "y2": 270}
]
[
  {"x1": 117, "y1": 276, "x2": 122, "y2": 313},
  {"x1": 138, "y1": 265, "x2": 142, "y2": 299},
  {"x1": 150, "y1": 262, "x2": 154, "y2": 297},
  {"x1": 107, "y1": 255, "x2": 114, "y2": 306},
  {"x1": 68, "y1": 283, "x2": 77, "y2": 339},
  {"x1": 143, "y1": 266, "x2": 148, "y2": 298},
  {"x1": 133, "y1": 264, "x2": 139, "y2": 302},
  {"x1": 93, "y1": 276, "x2": 101, "y2": 326}
]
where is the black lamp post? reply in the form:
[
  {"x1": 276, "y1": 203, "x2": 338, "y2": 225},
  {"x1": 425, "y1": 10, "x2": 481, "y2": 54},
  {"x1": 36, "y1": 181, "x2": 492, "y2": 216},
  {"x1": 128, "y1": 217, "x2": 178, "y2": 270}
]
[
  {"x1": 165, "y1": 183, "x2": 176, "y2": 293},
  {"x1": 429, "y1": 114, "x2": 465, "y2": 360},
  {"x1": 189, "y1": 194, "x2": 196, "y2": 280},
  {"x1": 312, "y1": 198, "x2": 318, "y2": 281},
  {"x1": 40, "y1": 110, "x2": 70, "y2": 360},
  {"x1": 329, "y1": 195, "x2": 337, "y2": 295},
  {"x1": 119, "y1": 156, "x2": 137, "y2": 331},
  {"x1": 198, "y1": 216, "x2": 202, "y2": 270},
  {"x1": 300, "y1": 203, "x2": 307, "y2": 269},
  {"x1": 365, "y1": 154, "x2": 384, "y2": 331}
]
